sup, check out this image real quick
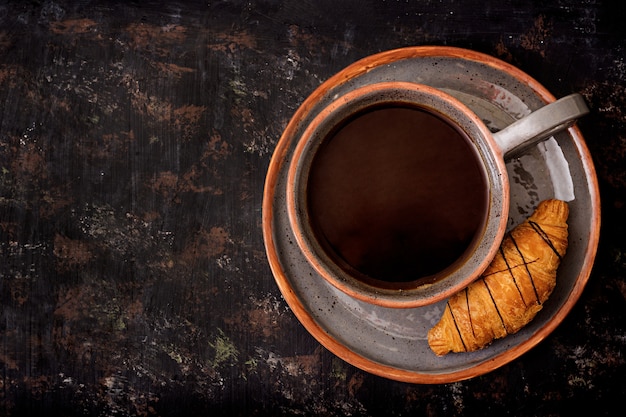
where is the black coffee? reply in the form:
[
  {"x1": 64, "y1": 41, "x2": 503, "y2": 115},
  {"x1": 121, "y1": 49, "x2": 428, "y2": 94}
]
[{"x1": 306, "y1": 104, "x2": 488, "y2": 287}]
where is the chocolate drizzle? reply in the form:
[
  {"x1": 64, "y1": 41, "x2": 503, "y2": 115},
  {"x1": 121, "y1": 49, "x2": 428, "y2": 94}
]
[{"x1": 429, "y1": 200, "x2": 570, "y2": 356}]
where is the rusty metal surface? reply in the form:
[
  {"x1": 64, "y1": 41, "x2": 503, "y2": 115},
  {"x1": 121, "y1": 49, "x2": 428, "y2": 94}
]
[{"x1": 0, "y1": 0, "x2": 624, "y2": 415}]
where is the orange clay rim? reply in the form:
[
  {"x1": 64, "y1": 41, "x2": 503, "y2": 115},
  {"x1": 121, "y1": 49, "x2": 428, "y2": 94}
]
[
  {"x1": 284, "y1": 81, "x2": 509, "y2": 309},
  {"x1": 261, "y1": 46, "x2": 601, "y2": 384}
]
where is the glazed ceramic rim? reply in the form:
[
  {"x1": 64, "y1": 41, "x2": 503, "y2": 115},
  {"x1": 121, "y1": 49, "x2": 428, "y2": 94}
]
[
  {"x1": 285, "y1": 81, "x2": 508, "y2": 309},
  {"x1": 262, "y1": 46, "x2": 601, "y2": 384}
]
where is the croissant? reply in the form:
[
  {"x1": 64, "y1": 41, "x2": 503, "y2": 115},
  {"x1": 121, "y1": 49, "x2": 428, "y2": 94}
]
[{"x1": 427, "y1": 199, "x2": 569, "y2": 356}]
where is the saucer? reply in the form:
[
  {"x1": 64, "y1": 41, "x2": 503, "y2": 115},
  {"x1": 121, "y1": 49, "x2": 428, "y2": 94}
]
[{"x1": 262, "y1": 46, "x2": 600, "y2": 384}]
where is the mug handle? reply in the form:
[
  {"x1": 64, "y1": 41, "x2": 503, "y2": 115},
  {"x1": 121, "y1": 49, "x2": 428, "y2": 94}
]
[{"x1": 493, "y1": 93, "x2": 589, "y2": 159}]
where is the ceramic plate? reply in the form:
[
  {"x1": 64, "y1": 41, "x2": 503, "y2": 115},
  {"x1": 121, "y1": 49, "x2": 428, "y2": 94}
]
[{"x1": 262, "y1": 46, "x2": 600, "y2": 384}]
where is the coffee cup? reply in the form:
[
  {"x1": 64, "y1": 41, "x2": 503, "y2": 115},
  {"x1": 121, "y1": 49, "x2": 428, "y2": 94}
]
[{"x1": 286, "y1": 81, "x2": 588, "y2": 308}]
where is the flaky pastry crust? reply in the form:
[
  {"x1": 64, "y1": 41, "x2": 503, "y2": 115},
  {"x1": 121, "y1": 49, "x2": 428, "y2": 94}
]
[{"x1": 427, "y1": 199, "x2": 569, "y2": 356}]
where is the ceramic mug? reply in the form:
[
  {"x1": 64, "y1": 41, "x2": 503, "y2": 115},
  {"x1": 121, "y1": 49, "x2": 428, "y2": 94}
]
[{"x1": 286, "y1": 81, "x2": 588, "y2": 308}]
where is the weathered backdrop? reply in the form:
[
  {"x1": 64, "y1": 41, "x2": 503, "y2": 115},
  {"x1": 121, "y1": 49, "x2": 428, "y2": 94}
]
[{"x1": 0, "y1": 0, "x2": 624, "y2": 416}]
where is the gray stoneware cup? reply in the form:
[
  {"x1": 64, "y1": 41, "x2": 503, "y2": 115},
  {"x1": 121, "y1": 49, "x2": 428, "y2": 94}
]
[{"x1": 286, "y1": 81, "x2": 588, "y2": 308}]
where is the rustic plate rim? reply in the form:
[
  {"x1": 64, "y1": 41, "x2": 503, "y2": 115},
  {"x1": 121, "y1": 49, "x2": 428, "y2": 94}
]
[{"x1": 262, "y1": 45, "x2": 601, "y2": 384}]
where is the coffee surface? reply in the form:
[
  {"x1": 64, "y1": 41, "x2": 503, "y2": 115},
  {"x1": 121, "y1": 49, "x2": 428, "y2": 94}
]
[{"x1": 307, "y1": 105, "x2": 488, "y2": 285}]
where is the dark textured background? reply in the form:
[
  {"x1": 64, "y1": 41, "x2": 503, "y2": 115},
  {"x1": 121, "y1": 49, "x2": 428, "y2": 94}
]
[{"x1": 0, "y1": 0, "x2": 624, "y2": 415}]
